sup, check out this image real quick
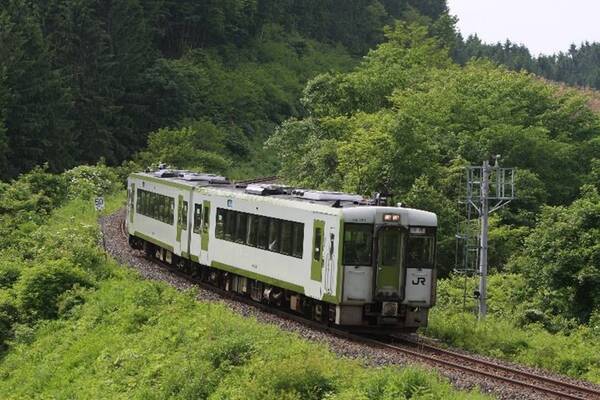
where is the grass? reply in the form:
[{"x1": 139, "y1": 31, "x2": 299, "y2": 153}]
[{"x1": 0, "y1": 277, "x2": 488, "y2": 399}]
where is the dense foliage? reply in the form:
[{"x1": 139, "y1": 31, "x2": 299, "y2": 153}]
[
  {"x1": 0, "y1": 0, "x2": 449, "y2": 180},
  {"x1": 509, "y1": 186, "x2": 600, "y2": 324},
  {"x1": 0, "y1": 165, "x2": 121, "y2": 348}
]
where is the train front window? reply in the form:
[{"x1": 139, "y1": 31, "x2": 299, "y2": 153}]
[
  {"x1": 343, "y1": 224, "x2": 373, "y2": 266},
  {"x1": 407, "y1": 235, "x2": 435, "y2": 268},
  {"x1": 380, "y1": 228, "x2": 402, "y2": 267}
]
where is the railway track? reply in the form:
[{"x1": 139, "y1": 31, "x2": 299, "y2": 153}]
[
  {"x1": 380, "y1": 336, "x2": 599, "y2": 400},
  {"x1": 118, "y1": 218, "x2": 599, "y2": 400}
]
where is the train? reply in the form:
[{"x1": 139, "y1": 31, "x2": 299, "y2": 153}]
[{"x1": 126, "y1": 169, "x2": 438, "y2": 332}]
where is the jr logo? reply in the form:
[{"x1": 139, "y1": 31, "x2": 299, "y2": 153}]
[{"x1": 412, "y1": 277, "x2": 426, "y2": 285}]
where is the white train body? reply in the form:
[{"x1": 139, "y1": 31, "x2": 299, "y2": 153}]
[{"x1": 127, "y1": 171, "x2": 437, "y2": 330}]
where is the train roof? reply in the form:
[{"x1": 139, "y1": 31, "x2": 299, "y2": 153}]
[{"x1": 129, "y1": 171, "x2": 437, "y2": 227}]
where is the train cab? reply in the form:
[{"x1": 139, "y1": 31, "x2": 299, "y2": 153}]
[{"x1": 337, "y1": 207, "x2": 437, "y2": 330}]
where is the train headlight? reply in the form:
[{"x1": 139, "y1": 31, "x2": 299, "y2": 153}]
[
  {"x1": 381, "y1": 301, "x2": 398, "y2": 317},
  {"x1": 383, "y1": 214, "x2": 400, "y2": 222}
]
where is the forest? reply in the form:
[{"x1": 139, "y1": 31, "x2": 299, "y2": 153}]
[
  {"x1": 454, "y1": 35, "x2": 600, "y2": 90},
  {"x1": 0, "y1": 0, "x2": 599, "y2": 395},
  {"x1": 0, "y1": 0, "x2": 448, "y2": 179}
]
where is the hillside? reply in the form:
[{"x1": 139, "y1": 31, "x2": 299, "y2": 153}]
[{"x1": 0, "y1": 0, "x2": 448, "y2": 180}]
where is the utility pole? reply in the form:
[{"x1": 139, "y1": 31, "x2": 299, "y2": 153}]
[
  {"x1": 460, "y1": 156, "x2": 515, "y2": 320},
  {"x1": 478, "y1": 161, "x2": 490, "y2": 319}
]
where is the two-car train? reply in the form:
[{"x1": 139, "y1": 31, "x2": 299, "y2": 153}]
[{"x1": 126, "y1": 169, "x2": 438, "y2": 331}]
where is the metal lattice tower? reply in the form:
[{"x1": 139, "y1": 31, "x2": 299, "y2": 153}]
[{"x1": 457, "y1": 156, "x2": 515, "y2": 319}]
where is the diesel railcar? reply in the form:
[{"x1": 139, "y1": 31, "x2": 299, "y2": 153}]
[{"x1": 126, "y1": 169, "x2": 437, "y2": 331}]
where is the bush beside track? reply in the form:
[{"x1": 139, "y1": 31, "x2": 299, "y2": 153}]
[
  {"x1": 425, "y1": 275, "x2": 600, "y2": 384},
  {"x1": 0, "y1": 168, "x2": 486, "y2": 399}
]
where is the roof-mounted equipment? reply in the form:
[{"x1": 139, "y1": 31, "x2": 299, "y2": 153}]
[
  {"x1": 153, "y1": 169, "x2": 178, "y2": 178},
  {"x1": 245, "y1": 184, "x2": 288, "y2": 196},
  {"x1": 298, "y1": 190, "x2": 363, "y2": 202},
  {"x1": 179, "y1": 172, "x2": 228, "y2": 184}
]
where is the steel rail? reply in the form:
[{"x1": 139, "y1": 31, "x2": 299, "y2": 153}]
[
  {"x1": 391, "y1": 335, "x2": 600, "y2": 399},
  {"x1": 116, "y1": 218, "x2": 598, "y2": 400}
]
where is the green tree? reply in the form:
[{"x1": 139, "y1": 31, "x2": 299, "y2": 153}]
[
  {"x1": 302, "y1": 22, "x2": 451, "y2": 117},
  {"x1": 0, "y1": 0, "x2": 73, "y2": 178},
  {"x1": 43, "y1": 0, "x2": 155, "y2": 165},
  {"x1": 0, "y1": 72, "x2": 8, "y2": 172},
  {"x1": 510, "y1": 186, "x2": 600, "y2": 323},
  {"x1": 136, "y1": 121, "x2": 231, "y2": 172}
]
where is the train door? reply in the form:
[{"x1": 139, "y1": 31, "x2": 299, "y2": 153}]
[
  {"x1": 199, "y1": 200, "x2": 210, "y2": 265},
  {"x1": 323, "y1": 226, "x2": 337, "y2": 295},
  {"x1": 128, "y1": 182, "x2": 135, "y2": 227},
  {"x1": 375, "y1": 227, "x2": 405, "y2": 298},
  {"x1": 189, "y1": 199, "x2": 203, "y2": 262},
  {"x1": 311, "y1": 220, "x2": 324, "y2": 282},
  {"x1": 176, "y1": 194, "x2": 190, "y2": 256}
]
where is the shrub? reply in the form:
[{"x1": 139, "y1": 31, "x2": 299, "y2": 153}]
[
  {"x1": 0, "y1": 290, "x2": 19, "y2": 347},
  {"x1": 15, "y1": 259, "x2": 93, "y2": 321},
  {"x1": 57, "y1": 285, "x2": 92, "y2": 319},
  {"x1": 0, "y1": 262, "x2": 21, "y2": 289},
  {"x1": 64, "y1": 164, "x2": 121, "y2": 200}
]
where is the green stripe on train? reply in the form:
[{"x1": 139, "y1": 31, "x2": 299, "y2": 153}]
[
  {"x1": 133, "y1": 231, "x2": 174, "y2": 252},
  {"x1": 211, "y1": 261, "x2": 304, "y2": 294}
]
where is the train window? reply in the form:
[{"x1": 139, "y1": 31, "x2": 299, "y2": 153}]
[
  {"x1": 164, "y1": 198, "x2": 170, "y2": 223},
  {"x1": 202, "y1": 205, "x2": 210, "y2": 235},
  {"x1": 407, "y1": 235, "x2": 435, "y2": 268},
  {"x1": 268, "y1": 218, "x2": 281, "y2": 252},
  {"x1": 135, "y1": 189, "x2": 175, "y2": 225},
  {"x1": 155, "y1": 196, "x2": 161, "y2": 221},
  {"x1": 193, "y1": 204, "x2": 202, "y2": 234},
  {"x1": 140, "y1": 191, "x2": 146, "y2": 214},
  {"x1": 212, "y1": 207, "x2": 304, "y2": 259},
  {"x1": 169, "y1": 198, "x2": 175, "y2": 224},
  {"x1": 292, "y1": 223, "x2": 303, "y2": 258},
  {"x1": 281, "y1": 221, "x2": 293, "y2": 255},
  {"x1": 159, "y1": 203, "x2": 165, "y2": 223},
  {"x1": 235, "y1": 212, "x2": 247, "y2": 243},
  {"x1": 343, "y1": 224, "x2": 373, "y2": 266},
  {"x1": 216, "y1": 208, "x2": 225, "y2": 238},
  {"x1": 224, "y1": 210, "x2": 235, "y2": 240},
  {"x1": 181, "y1": 201, "x2": 188, "y2": 230},
  {"x1": 257, "y1": 216, "x2": 269, "y2": 249},
  {"x1": 246, "y1": 214, "x2": 258, "y2": 247},
  {"x1": 136, "y1": 189, "x2": 142, "y2": 214},
  {"x1": 313, "y1": 227, "x2": 322, "y2": 261},
  {"x1": 380, "y1": 228, "x2": 401, "y2": 267}
]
